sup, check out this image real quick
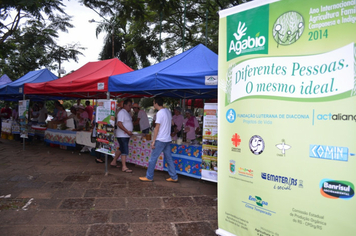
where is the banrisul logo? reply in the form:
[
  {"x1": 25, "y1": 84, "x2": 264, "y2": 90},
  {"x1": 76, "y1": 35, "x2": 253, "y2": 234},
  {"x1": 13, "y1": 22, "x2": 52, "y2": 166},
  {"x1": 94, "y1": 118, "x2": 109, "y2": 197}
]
[
  {"x1": 320, "y1": 179, "x2": 354, "y2": 200},
  {"x1": 226, "y1": 5, "x2": 269, "y2": 61}
]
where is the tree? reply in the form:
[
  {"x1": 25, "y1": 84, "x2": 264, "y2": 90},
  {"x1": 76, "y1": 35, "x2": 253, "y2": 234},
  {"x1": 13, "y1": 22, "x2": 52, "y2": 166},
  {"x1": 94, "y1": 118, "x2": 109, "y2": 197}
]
[
  {"x1": 0, "y1": 0, "x2": 84, "y2": 79},
  {"x1": 82, "y1": 0, "x2": 250, "y2": 68}
]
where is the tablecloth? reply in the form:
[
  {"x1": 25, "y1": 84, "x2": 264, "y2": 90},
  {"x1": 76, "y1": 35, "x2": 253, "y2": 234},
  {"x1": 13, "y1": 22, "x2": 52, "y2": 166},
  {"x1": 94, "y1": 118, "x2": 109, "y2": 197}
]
[
  {"x1": 163, "y1": 144, "x2": 202, "y2": 179},
  {"x1": 44, "y1": 129, "x2": 76, "y2": 147},
  {"x1": 76, "y1": 131, "x2": 96, "y2": 148}
]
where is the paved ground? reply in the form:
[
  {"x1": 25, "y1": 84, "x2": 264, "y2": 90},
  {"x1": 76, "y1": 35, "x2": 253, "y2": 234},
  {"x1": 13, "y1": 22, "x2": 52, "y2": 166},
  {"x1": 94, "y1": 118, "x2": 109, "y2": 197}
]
[{"x1": 0, "y1": 138, "x2": 217, "y2": 236}]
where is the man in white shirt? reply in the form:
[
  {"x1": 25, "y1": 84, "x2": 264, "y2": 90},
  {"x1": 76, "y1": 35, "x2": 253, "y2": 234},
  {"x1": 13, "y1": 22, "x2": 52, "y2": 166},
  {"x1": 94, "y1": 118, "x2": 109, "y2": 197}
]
[
  {"x1": 132, "y1": 103, "x2": 150, "y2": 134},
  {"x1": 139, "y1": 97, "x2": 178, "y2": 182},
  {"x1": 115, "y1": 99, "x2": 133, "y2": 173}
]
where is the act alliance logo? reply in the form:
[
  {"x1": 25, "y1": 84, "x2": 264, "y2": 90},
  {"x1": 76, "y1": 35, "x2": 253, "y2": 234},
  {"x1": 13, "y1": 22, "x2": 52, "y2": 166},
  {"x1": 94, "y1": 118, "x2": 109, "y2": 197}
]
[
  {"x1": 226, "y1": 5, "x2": 269, "y2": 61},
  {"x1": 320, "y1": 179, "x2": 354, "y2": 200}
]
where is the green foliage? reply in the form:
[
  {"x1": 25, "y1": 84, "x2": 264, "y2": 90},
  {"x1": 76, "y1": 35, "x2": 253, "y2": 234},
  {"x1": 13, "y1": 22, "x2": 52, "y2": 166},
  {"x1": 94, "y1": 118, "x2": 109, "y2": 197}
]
[
  {"x1": 0, "y1": 0, "x2": 85, "y2": 79},
  {"x1": 82, "y1": 0, "x2": 251, "y2": 69}
]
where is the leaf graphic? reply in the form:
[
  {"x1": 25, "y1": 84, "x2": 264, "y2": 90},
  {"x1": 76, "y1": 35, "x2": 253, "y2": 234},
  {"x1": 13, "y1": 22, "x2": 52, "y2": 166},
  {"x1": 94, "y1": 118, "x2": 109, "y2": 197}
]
[{"x1": 256, "y1": 32, "x2": 260, "y2": 37}]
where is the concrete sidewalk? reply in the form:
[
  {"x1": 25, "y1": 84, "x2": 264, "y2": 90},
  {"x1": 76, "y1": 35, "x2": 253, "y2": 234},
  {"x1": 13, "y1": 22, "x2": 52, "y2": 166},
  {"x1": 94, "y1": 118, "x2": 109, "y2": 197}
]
[{"x1": 0, "y1": 138, "x2": 217, "y2": 236}]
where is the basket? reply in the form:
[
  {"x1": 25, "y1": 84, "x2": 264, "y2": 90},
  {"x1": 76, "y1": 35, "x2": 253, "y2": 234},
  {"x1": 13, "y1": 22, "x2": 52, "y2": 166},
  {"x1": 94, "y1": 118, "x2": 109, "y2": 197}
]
[{"x1": 1, "y1": 133, "x2": 8, "y2": 139}]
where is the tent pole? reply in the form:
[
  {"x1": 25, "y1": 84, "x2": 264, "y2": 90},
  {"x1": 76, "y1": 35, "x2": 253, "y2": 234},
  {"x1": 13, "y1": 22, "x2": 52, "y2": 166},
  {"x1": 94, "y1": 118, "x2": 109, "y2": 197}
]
[
  {"x1": 107, "y1": 92, "x2": 110, "y2": 99},
  {"x1": 23, "y1": 94, "x2": 25, "y2": 151}
]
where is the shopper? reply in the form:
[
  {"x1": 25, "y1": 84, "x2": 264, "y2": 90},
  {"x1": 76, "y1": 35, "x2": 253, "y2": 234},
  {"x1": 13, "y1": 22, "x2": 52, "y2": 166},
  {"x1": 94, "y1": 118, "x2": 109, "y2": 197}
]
[
  {"x1": 116, "y1": 98, "x2": 133, "y2": 173},
  {"x1": 38, "y1": 102, "x2": 48, "y2": 124},
  {"x1": 85, "y1": 100, "x2": 94, "y2": 122},
  {"x1": 183, "y1": 109, "x2": 199, "y2": 142},
  {"x1": 132, "y1": 103, "x2": 150, "y2": 134},
  {"x1": 139, "y1": 97, "x2": 178, "y2": 182},
  {"x1": 171, "y1": 107, "x2": 184, "y2": 140}
]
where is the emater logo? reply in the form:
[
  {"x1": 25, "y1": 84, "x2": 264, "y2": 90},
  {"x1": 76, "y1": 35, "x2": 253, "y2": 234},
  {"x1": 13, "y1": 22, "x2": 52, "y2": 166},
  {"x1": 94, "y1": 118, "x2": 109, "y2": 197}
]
[{"x1": 320, "y1": 179, "x2": 354, "y2": 200}]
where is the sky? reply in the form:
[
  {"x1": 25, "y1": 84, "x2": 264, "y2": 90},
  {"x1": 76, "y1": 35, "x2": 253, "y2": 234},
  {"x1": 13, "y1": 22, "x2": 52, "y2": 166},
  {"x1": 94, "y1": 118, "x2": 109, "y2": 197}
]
[{"x1": 56, "y1": 0, "x2": 105, "y2": 74}]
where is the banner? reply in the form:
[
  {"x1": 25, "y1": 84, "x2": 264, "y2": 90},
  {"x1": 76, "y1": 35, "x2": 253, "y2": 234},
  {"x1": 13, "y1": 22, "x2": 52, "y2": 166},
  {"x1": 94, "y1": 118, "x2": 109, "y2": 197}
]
[
  {"x1": 217, "y1": 0, "x2": 356, "y2": 235},
  {"x1": 95, "y1": 99, "x2": 116, "y2": 155},
  {"x1": 201, "y1": 103, "x2": 218, "y2": 182},
  {"x1": 18, "y1": 100, "x2": 29, "y2": 138}
]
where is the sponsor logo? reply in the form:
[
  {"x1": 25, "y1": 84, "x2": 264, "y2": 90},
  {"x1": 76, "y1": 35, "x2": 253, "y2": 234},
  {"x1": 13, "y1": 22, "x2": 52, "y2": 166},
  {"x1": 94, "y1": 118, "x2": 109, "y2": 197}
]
[
  {"x1": 231, "y1": 133, "x2": 241, "y2": 152},
  {"x1": 261, "y1": 172, "x2": 298, "y2": 186},
  {"x1": 272, "y1": 11, "x2": 304, "y2": 47},
  {"x1": 316, "y1": 113, "x2": 356, "y2": 122},
  {"x1": 97, "y1": 82, "x2": 105, "y2": 90},
  {"x1": 205, "y1": 75, "x2": 218, "y2": 85},
  {"x1": 229, "y1": 160, "x2": 236, "y2": 174},
  {"x1": 309, "y1": 145, "x2": 349, "y2": 162},
  {"x1": 238, "y1": 167, "x2": 253, "y2": 178},
  {"x1": 226, "y1": 5, "x2": 268, "y2": 60},
  {"x1": 249, "y1": 135, "x2": 264, "y2": 155},
  {"x1": 242, "y1": 195, "x2": 275, "y2": 216},
  {"x1": 249, "y1": 195, "x2": 268, "y2": 207},
  {"x1": 320, "y1": 179, "x2": 354, "y2": 200},
  {"x1": 226, "y1": 109, "x2": 236, "y2": 123},
  {"x1": 276, "y1": 139, "x2": 291, "y2": 156}
]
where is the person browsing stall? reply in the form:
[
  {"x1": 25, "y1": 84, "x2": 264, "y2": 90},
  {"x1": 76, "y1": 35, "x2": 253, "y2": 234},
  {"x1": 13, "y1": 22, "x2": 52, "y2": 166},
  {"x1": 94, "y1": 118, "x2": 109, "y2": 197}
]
[
  {"x1": 76, "y1": 105, "x2": 89, "y2": 129},
  {"x1": 30, "y1": 104, "x2": 39, "y2": 122},
  {"x1": 139, "y1": 97, "x2": 178, "y2": 182},
  {"x1": 0, "y1": 103, "x2": 12, "y2": 120},
  {"x1": 171, "y1": 106, "x2": 184, "y2": 140},
  {"x1": 183, "y1": 109, "x2": 199, "y2": 141},
  {"x1": 37, "y1": 102, "x2": 48, "y2": 124},
  {"x1": 85, "y1": 101, "x2": 93, "y2": 122},
  {"x1": 115, "y1": 98, "x2": 133, "y2": 173},
  {"x1": 132, "y1": 103, "x2": 150, "y2": 134}
]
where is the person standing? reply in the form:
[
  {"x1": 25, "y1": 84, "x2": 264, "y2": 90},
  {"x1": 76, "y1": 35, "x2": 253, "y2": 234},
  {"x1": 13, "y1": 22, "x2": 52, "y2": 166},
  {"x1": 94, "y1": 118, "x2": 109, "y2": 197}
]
[
  {"x1": 85, "y1": 101, "x2": 93, "y2": 122},
  {"x1": 183, "y1": 109, "x2": 199, "y2": 142},
  {"x1": 0, "y1": 103, "x2": 12, "y2": 138},
  {"x1": 132, "y1": 103, "x2": 150, "y2": 134},
  {"x1": 115, "y1": 98, "x2": 133, "y2": 173},
  {"x1": 0, "y1": 103, "x2": 12, "y2": 120},
  {"x1": 139, "y1": 97, "x2": 178, "y2": 182},
  {"x1": 37, "y1": 102, "x2": 48, "y2": 124},
  {"x1": 30, "y1": 104, "x2": 39, "y2": 122},
  {"x1": 171, "y1": 107, "x2": 184, "y2": 140},
  {"x1": 12, "y1": 105, "x2": 18, "y2": 121},
  {"x1": 76, "y1": 105, "x2": 88, "y2": 129}
]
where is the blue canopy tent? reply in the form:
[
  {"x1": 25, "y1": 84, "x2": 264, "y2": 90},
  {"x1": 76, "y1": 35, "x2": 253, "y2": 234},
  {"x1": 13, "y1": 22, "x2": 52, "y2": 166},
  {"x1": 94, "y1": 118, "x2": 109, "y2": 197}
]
[
  {"x1": 0, "y1": 74, "x2": 12, "y2": 86},
  {"x1": 0, "y1": 69, "x2": 58, "y2": 101},
  {"x1": 108, "y1": 44, "x2": 218, "y2": 99}
]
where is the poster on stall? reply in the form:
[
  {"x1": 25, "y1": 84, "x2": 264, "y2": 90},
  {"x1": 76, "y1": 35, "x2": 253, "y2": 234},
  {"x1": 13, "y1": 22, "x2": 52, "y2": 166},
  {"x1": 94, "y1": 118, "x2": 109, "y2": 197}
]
[
  {"x1": 201, "y1": 103, "x2": 218, "y2": 182},
  {"x1": 217, "y1": 0, "x2": 356, "y2": 236},
  {"x1": 18, "y1": 100, "x2": 29, "y2": 138},
  {"x1": 95, "y1": 99, "x2": 116, "y2": 155}
]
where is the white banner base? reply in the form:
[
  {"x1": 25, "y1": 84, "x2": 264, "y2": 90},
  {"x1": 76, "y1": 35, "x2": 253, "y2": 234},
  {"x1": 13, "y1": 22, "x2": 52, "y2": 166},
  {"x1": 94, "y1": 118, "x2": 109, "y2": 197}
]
[{"x1": 216, "y1": 228, "x2": 238, "y2": 236}]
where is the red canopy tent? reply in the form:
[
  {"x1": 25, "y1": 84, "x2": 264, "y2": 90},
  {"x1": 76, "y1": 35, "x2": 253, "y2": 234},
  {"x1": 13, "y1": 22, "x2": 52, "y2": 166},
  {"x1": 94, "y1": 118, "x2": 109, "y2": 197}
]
[{"x1": 24, "y1": 58, "x2": 135, "y2": 99}]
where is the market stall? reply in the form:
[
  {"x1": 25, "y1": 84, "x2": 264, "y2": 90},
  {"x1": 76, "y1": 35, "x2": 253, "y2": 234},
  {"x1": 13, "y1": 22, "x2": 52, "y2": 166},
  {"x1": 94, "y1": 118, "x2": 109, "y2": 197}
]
[
  {"x1": 108, "y1": 44, "x2": 218, "y2": 179},
  {"x1": 0, "y1": 69, "x2": 58, "y2": 101},
  {"x1": 108, "y1": 44, "x2": 218, "y2": 99},
  {"x1": 24, "y1": 58, "x2": 134, "y2": 99}
]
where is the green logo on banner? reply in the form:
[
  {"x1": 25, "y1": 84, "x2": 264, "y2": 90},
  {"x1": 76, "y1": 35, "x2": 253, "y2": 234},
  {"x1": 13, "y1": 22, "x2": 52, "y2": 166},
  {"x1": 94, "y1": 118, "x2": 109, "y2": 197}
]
[{"x1": 226, "y1": 5, "x2": 269, "y2": 61}]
